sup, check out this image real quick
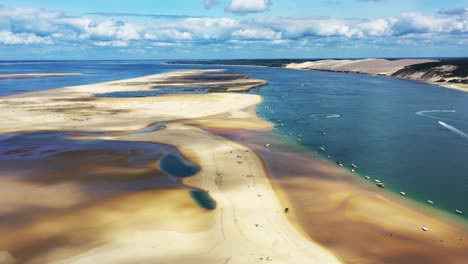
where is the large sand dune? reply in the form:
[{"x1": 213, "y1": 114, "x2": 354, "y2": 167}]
[{"x1": 286, "y1": 59, "x2": 436, "y2": 75}]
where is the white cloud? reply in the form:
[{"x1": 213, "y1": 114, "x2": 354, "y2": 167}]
[
  {"x1": 204, "y1": 0, "x2": 219, "y2": 9},
  {"x1": 232, "y1": 28, "x2": 281, "y2": 40},
  {"x1": 0, "y1": 5, "x2": 466, "y2": 51},
  {"x1": 226, "y1": 0, "x2": 272, "y2": 14},
  {"x1": 0, "y1": 31, "x2": 53, "y2": 44}
]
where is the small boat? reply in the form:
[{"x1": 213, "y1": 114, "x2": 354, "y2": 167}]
[
  {"x1": 322, "y1": 132, "x2": 327, "y2": 135},
  {"x1": 351, "y1": 169, "x2": 355, "y2": 173},
  {"x1": 351, "y1": 164, "x2": 358, "y2": 169},
  {"x1": 374, "y1": 179, "x2": 381, "y2": 183},
  {"x1": 376, "y1": 182, "x2": 385, "y2": 188},
  {"x1": 400, "y1": 192, "x2": 406, "y2": 196},
  {"x1": 365, "y1": 176, "x2": 370, "y2": 180},
  {"x1": 456, "y1": 210, "x2": 464, "y2": 215},
  {"x1": 327, "y1": 155, "x2": 331, "y2": 158},
  {"x1": 427, "y1": 200, "x2": 434, "y2": 205},
  {"x1": 297, "y1": 138, "x2": 302, "y2": 141},
  {"x1": 319, "y1": 147, "x2": 325, "y2": 151},
  {"x1": 288, "y1": 133, "x2": 293, "y2": 136},
  {"x1": 339, "y1": 164, "x2": 343, "y2": 167},
  {"x1": 421, "y1": 226, "x2": 428, "y2": 232},
  {"x1": 298, "y1": 134, "x2": 302, "y2": 138},
  {"x1": 264, "y1": 144, "x2": 270, "y2": 148}
]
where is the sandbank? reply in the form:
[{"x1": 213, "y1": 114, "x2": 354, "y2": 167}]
[{"x1": 0, "y1": 70, "x2": 340, "y2": 264}]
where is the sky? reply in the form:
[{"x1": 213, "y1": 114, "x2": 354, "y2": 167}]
[{"x1": 0, "y1": 0, "x2": 467, "y2": 59}]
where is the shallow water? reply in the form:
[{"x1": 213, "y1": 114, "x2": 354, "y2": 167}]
[
  {"x1": 158, "y1": 154, "x2": 200, "y2": 178},
  {"x1": 189, "y1": 189, "x2": 216, "y2": 210}
]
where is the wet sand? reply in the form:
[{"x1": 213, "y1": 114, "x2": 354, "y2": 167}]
[
  {"x1": 213, "y1": 129, "x2": 468, "y2": 264},
  {"x1": 0, "y1": 70, "x2": 341, "y2": 264}
]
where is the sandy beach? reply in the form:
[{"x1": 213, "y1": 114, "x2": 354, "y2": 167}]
[
  {"x1": 0, "y1": 70, "x2": 341, "y2": 264},
  {"x1": 212, "y1": 129, "x2": 468, "y2": 264}
]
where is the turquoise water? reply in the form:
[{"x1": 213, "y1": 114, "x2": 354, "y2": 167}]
[
  {"x1": 158, "y1": 154, "x2": 215, "y2": 210},
  {"x1": 1, "y1": 60, "x2": 467, "y2": 218},
  {"x1": 241, "y1": 67, "x2": 468, "y2": 218},
  {"x1": 158, "y1": 154, "x2": 200, "y2": 178},
  {"x1": 189, "y1": 189, "x2": 216, "y2": 210}
]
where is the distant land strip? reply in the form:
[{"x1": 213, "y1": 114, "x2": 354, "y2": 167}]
[
  {"x1": 168, "y1": 58, "x2": 468, "y2": 92},
  {"x1": 0, "y1": 73, "x2": 83, "y2": 79}
]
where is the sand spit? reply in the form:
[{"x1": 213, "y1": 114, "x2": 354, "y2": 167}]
[
  {"x1": 0, "y1": 70, "x2": 341, "y2": 264},
  {"x1": 0, "y1": 73, "x2": 83, "y2": 79},
  {"x1": 220, "y1": 130, "x2": 468, "y2": 264}
]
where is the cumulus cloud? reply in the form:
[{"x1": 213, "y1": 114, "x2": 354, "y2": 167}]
[
  {"x1": 0, "y1": 5, "x2": 466, "y2": 51},
  {"x1": 438, "y1": 7, "x2": 468, "y2": 16},
  {"x1": 204, "y1": 0, "x2": 219, "y2": 9},
  {"x1": 0, "y1": 31, "x2": 53, "y2": 45},
  {"x1": 225, "y1": 0, "x2": 272, "y2": 14}
]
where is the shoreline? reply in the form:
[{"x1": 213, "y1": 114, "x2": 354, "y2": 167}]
[
  {"x1": 287, "y1": 67, "x2": 468, "y2": 93},
  {"x1": 208, "y1": 128, "x2": 468, "y2": 264}
]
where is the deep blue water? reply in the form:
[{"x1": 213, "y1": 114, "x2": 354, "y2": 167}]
[{"x1": 1, "y1": 60, "x2": 467, "y2": 218}]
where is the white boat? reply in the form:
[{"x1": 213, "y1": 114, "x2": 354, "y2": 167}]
[
  {"x1": 456, "y1": 210, "x2": 464, "y2": 215},
  {"x1": 351, "y1": 164, "x2": 358, "y2": 169},
  {"x1": 319, "y1": 147, "x2": 325, "y2": 151},
  {"x1": 376, "y1": 182, "x2": 385, "y2": 188},
  {"x1": 264, "y1": 144, "x2": 270, "y2": 148},
  {"x1": 421, "y1": 226, "x2": 428, "y2": 232},
  {"x1": 427, "y1": 200, "x2": 434, "y2": 205},
  {"x1": 288, "y1": 133, "x2": 293, "y2": 136},
  {"x1": 365, "y1": 176, "x2": 370, "y2": 180},
  {"x1": 351, "y1": 169, "x2": 355, "y2": 173},
  {"x1": 400, "y1": 192, "x2": 406, "y2": 196},
  {"x1": 374, "y1": 179, "x2": 381, "y2": 183}
]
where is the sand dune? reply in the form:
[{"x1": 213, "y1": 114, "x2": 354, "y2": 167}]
[{"x1": 286, "y1": 59, "x2": 437, "y2": 75}]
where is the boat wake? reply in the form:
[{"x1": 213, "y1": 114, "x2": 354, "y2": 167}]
[
  {"x1": 438, "y1": 121, "x2": 468, "y2": 139},
  {"x1": 309, "y1": 114, "x2": 341, "y2": 119},
  {"x1": 416, "y1": 110, "x2": 468, "y2": 124}
]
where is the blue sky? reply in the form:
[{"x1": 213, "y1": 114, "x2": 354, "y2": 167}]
[{"x1": 0, "y1": 0, "x2": 467, "y2": 59}]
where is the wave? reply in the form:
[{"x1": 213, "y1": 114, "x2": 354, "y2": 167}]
[
  {"x1": 438, "y1": 121, "x2": 468, "y2": 139},
  {"x1": 416, "y1": 110, "x2": 468, "y2": 124},
  {"x1": 309, "y1": 113, "x2": 341, "y2": 119}
]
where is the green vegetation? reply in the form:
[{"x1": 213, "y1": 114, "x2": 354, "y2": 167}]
[{"x1": 393, "y1": 59, "x2": 468, "y2": 78}]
